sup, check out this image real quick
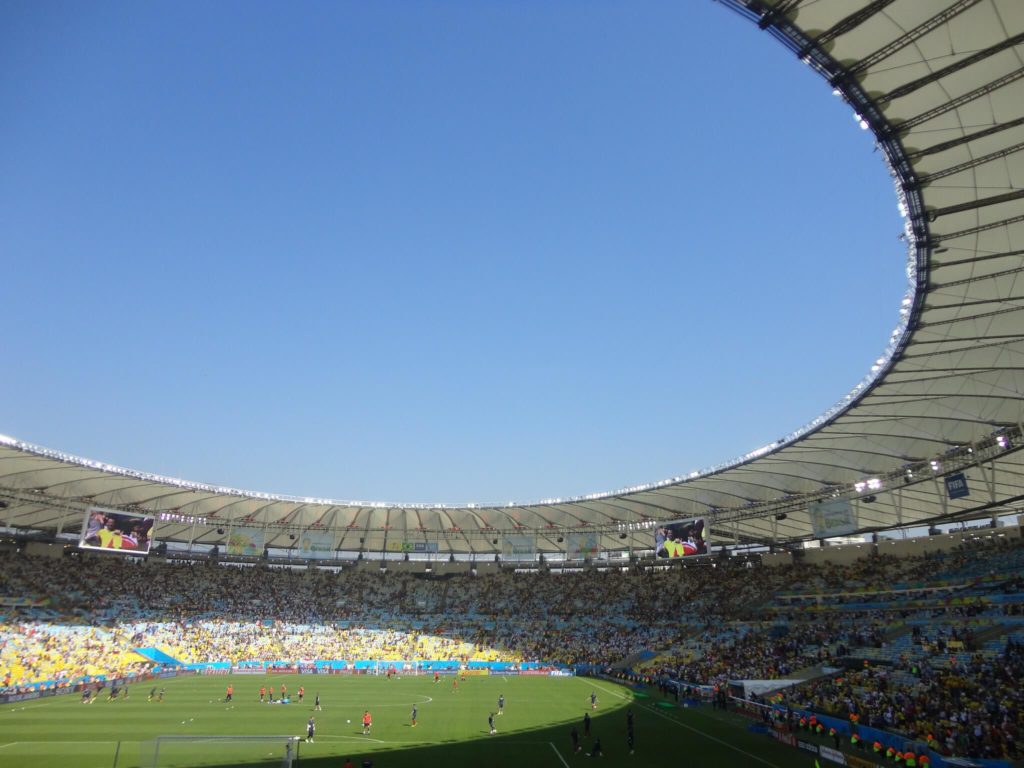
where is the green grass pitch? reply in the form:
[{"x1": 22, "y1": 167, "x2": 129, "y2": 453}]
[{"x1": 0, "y1": 674, "x2": 814, "y2": 767}]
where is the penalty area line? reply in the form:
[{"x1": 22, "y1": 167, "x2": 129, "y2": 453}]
[
  {"x1": 588, "y1": 680, "x2": 780, "y2": 768},
  {"x1": 314, "y1": 735, "x2": 424, "y2": 745},
  {"x1": 643, "y1": 701, "x2": 781, "y2": 768},
  {"x1": 5, "y1": 703, "x2": 53, "y2": 712},
  {"x1": 588, "y1": 681, "x2": 631, "y2": 703},
  {"x1": 549, "y1": 742, "x2": 570, "y2": 768}
]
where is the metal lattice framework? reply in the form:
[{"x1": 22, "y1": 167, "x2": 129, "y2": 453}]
[{"x1": 2, "y1": 0, "x2": 1023, "y2": 556}]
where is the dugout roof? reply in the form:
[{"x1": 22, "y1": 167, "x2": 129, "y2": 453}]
[{"x1": 2, "y1": 0, "x2": 1024, "y2": 556}]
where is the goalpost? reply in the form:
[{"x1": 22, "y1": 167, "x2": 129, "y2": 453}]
[{"x1": 139, "y1": 735, "x2": 301, "y2": 768}]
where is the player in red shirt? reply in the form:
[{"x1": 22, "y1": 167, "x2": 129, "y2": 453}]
[{"x1": 362, "y1": 710, "x2": 372, "y2": 735}]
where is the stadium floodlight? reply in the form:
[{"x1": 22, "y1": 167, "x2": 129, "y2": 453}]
[{"x1": 854, "y1": 478, "x2": 881, "y2": 493}]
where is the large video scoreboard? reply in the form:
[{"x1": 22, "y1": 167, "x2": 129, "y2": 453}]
[
  {"x1": 78, "y1": 506, "x2": 155, "y2": 554},
  {"x1": 654, "y1": 517, "x2": 708, "y2": 558}
]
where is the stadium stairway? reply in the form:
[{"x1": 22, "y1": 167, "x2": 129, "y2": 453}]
[
  {"x1": 970, "y1": 621, "x2": 1019, "y2": 658},
  {"x1": 613, "y1": 649, "x2": 658, "y2": 670},
  {"x1": 786, "y1": 661, "x2": 842, "y2": 683},
  {"x1": 883, "y1": 622, "x2": 913, "y2": 644},
  {"x1": 133, "y1": 647, "x2": 184, "y2": 666}
]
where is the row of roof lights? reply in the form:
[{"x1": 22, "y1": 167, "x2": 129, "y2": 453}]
[
  {"x1": 853, "y1": 477, "x2": 883, "y2": 494},
  {"x1": 850, "y1": 428, "x2": 1015, "y2": 499},
  {"x1": 159, "y1": 512, "x2": 207, "y2": 525}
]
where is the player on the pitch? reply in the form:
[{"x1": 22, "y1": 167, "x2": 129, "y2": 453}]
[{"x1": 362, "y1": 710, "x2": 372, "y2": 735}]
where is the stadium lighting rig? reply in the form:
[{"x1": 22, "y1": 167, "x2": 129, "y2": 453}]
[
  {"x1": 709, "y1": 425, "x2": 1023, "y2": 529},
  {"x1": 159, "y1": 512, "x2": 208, "y2": 525},
  {"x1": 0, "y1": 423, "x2": 1020, "y2": 554}
]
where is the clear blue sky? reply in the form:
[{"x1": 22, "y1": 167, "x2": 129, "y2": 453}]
[{"x1": 0, "y1": 1, "x2": 907, "y2": 504}]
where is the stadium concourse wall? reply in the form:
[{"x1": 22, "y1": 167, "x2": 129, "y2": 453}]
[
  {"x1": 0, "y1": 668, "x2": 191, "y2": 705},
  {"x1": 730, "y1": 698, "x2": 1005, "y2": 768},
  {"x1": 187, "y1": 660, "x2": 571, "y2": 675},
  {"x1": 605, "y1": 674, "x2": 1005, "y2": 768},
  {"x1": 0, "y1": 662, "x2": 571, "y2": 704},
  {"x1": 586, "y1": 671, "x2": 1006, "y2": 768}
]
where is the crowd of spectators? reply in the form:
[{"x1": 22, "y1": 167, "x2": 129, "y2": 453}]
[
  {"x1": 646, "y1": 539, "x2": 1024, "y2": 760},
  {"x1": 0, "y1": 551, "x2": 771, "y2": 686},
  {"x1": 2, "y1": 536, "x2": 1023, "y2": 761}
]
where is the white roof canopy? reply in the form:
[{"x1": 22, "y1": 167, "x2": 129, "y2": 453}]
[{"x1": 3, "y1": 0, "x2": 1023, "y2": 555}]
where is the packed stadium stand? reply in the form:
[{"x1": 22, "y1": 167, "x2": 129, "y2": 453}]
[
  {"x1": 3, "y1": 528, "x2": 1023, "y2": 761},
  {"x1": 3, "y1": 0, "x2": 1024, "y2": 766}
]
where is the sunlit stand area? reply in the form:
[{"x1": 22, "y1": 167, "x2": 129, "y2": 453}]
[
  {"x1": 2, "y1": 513, "x2": 1023, "y2": 767},
  {"x1": 3, "y1": 0, "x2": 1024, "y2": 761}
]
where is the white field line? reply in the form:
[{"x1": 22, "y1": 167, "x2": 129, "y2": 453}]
[
  {"x1": 0, "y1": 741, "x2": 120, "y2": 745},
  {"x1": 588, "y1": 680, "x2": 633, "y2": 704},
  {"x1": 588, "y1": 680, "x2": 782, "y2": 768},
  {"x1": 549, "y1": 741, "x2": 570, "y2": 768},
  {"x1": 309, "y1": 695, "x2": 433, "y2": 709},
  {"x1": 5, "y1": 703, "x2": 53, "y2": 712},
  {"x1": 314, "y1": 735, "x2": 425, "y2": 745}
]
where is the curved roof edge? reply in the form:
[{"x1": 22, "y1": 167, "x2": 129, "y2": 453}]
[{"x1": 3, "y1": 0, "x2": 1023, "y2": 552}]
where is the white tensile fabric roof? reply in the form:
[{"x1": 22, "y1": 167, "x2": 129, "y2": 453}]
[{"x1": 2, "y1": 0, "x2": 1023, "y2": 556}]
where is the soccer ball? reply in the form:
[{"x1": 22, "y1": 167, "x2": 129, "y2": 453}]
[{"x1": 347, "y1": 719, "x2": 351, "y2": 724}]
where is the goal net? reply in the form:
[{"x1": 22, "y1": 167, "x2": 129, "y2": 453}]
[{"x1": 140, "y1": 735, "x2": 301, "y2": 768}]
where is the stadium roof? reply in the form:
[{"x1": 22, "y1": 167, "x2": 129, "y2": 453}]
[{"x1": 2, "y1": 0, "x2": 1023, "y2": 556}]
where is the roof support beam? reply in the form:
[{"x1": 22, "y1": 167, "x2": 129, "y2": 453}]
[
  {"x1": 931, "y1": 247, "x2": 1024, "y2": 269},
  {"x1": 924, "y1": 299, "x2": 1024, "y2": 316},
  {"x1": 931, "y1": 266, "x2": 1024, "y2": 290},
  {"x1": 928, "y1": 188, "x2": 1024, "y2": 221},
  {"x1": 756, "y1": 0, "x2": 803, "y2": 30},
  {"x1": 799, "y1": 0, "x2": 897, "y2": 55},
  {"x1": 905, "y1": 333, "x2": 1024, "y2": 345},
  {"x1": 906, "y1": 116, "x2": 1024, "y2": 160},
  {"x1": 896, "y1": 68, "x2": 1024, "y2": 132},
  {"x1": 848, "y1": 0, "x2": 982, "y2": 76},
  {"x1": 883, "y1": 30, "x2": 1024, "y2": 102},
  {"x1": 934, "y1": 212, "x2": 1024, "y2": 243}
]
